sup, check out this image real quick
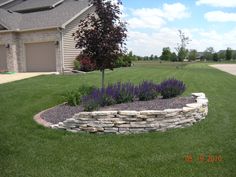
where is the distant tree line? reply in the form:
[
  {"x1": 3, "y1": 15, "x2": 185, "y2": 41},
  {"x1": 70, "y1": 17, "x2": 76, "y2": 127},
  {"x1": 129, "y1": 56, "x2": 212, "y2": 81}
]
[
  {"x1": 129, "y1": 46, "x2": 236, "y2": 62},
  {"x1": 121, "y1": 30, "x2": 236, "y2": 62}
]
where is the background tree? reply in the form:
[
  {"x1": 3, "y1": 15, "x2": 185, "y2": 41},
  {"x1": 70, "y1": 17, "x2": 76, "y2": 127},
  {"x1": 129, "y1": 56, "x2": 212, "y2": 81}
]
[
  {"x1": 218, "y1": 51, "x2": 225, "y2": 60},
  {"x1": 154, "y1": 55, "x2": 159, "y2": 60},
  {"x1": 175, "y1": 30, "x2": 191, "y2": 61},
  {"x1": 150, "y1": 54, "x2": 154, "y2": 60},
  {"x1": 233, "y1": 51, "x2": 236, "y2": 60},
  {"x1": 160, "y1": 47, "x2": 172, "y2": 61},
  {"x1": 203, "y1": 47, "x2": 214, "y2": 61},
  {"x1": 188, "y1": 49, "x2": 197, "y2": 61},
  {"x1": 213, "y1": 53, "x2": 219, "y2": 62},
  {"x1": 74, "y1": 0, "x2": 127, "y2": 88},
  {"x1": 226, "y1": 47, "x2": 232, "y2": 60},
  {"x1": 170, "y1": 52, "x2": 178, "y2": 62}
]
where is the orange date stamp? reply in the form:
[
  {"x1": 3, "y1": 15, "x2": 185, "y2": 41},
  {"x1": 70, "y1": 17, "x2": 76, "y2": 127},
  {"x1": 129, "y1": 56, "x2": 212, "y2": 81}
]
[{"x1": 184, "y1": 154, "x2": 223, "y2": 163}]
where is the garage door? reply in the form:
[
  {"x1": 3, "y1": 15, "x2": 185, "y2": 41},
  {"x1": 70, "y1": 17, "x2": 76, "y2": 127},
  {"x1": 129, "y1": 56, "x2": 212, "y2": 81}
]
[
  {"x1": 25, "y1": 42, "x2": 56, "y2": 72},
  {"x1": 0, "y1": 45, "x2": 7, "y2": 71}
]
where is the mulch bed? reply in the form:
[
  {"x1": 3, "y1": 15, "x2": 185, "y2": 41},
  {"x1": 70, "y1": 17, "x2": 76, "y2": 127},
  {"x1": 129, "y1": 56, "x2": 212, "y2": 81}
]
[{"x1": 41, "y1": 96, "x2": 195, "y2": 124}]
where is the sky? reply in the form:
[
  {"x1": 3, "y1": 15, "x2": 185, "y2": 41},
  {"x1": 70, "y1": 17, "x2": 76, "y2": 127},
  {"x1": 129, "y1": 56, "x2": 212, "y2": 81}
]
[{"x1": 119, "y1": 0, "x2": 236, "y2": 56}]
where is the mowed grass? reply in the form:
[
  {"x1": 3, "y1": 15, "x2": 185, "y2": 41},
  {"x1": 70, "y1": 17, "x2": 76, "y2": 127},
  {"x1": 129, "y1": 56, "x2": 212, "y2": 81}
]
[{"x1": 0, "y1": 62, "x2": 235, "y2": 177}]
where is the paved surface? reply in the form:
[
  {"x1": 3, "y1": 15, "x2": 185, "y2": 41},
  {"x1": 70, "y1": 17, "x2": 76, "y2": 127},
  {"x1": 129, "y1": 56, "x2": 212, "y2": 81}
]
[
  {"x1": 210, "y1": 64, "x2": 236, "y2": 76},
  {"x1": 0, "y1": 72, "x2": 57, "y2": 84}
]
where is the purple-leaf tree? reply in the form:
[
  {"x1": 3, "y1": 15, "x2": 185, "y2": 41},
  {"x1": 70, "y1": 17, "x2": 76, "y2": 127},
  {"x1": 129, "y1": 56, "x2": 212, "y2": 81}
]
[{"x1": 73, "y1": 0, "x2": 127, "y2": 88}]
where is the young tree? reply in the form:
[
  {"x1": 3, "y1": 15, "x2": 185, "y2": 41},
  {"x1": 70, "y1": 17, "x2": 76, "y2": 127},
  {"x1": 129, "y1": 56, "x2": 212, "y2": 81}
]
[
  {"x1": 175, "y1": 30, "x2": 191, "y2": 61},
  {"x1": 160, "y1": 47, "x2": 172, "y2": 61},
  {"x1": 189, "y1": 49, "x2": 197, "y2": 61},
  {"x1": 226, "y1": 47, "x2": 232, "y2": 60},
  {"x1": 178, "y1": 48, "x2": 188, "y2": 61},
  {"x1": 74, "y1": 0, "x2": 127, "y2": 88}
]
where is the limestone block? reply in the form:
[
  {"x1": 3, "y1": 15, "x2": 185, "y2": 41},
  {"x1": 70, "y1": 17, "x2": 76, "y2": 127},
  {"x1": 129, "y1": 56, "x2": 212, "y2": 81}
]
[
  {"x1": 117, "y1": 124, "x2": 131, "y2": 128},
  {"x1": 139, "y1": 110, "x2": 165, "y2": 115},
  {"x1": 163, "y1": 118, "x2": 180, "y2": 123},
  {"x1": 192, "y1": 93, "x2": 206, "y2": 98},
  {"x1": 75, "y1": 112, "x2": 93, "y2": 118},
  {"x1": 104, "y1": 128, "x2": 118, "y2": 133},
  {"x1": 92, "y1": 111, "x2": 118, "y2": 116},
  {"x1": 164, "y1": 109, "x2": 182, "y2": 113},
  {"x1": 182, "y1": 107, "x2": 196, "y2": 113},
  {"x1": 177, "y1": 119, "x2": 195, "y2": 125},
  {"x1": 197, "y1": 98, "x2": 208, "y2": 105},
  {"x1": 165, "y1": 112, "x2": 179, "y2": 118},
  {"x1": 119, "y1": 111, "x2": 138, "y2": 116},
  {"x1": 114, "y1": 120, "x2": 127, "y2": 125},
  {"x1": 148, "y1": 122, "x2": 160, "y2": 128},
  {"x1": 186, "y1": 103, "x2": 202, "y2": 108},
  {"x1": 130, "y1": 121, "x2": 148, "y2": 128},
  {"x1": 81, "y1": 127, "x2": 98, "y2": 133}
]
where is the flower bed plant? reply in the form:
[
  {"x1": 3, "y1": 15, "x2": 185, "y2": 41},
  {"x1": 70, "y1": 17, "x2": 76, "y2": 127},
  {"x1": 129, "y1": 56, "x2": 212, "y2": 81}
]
[
  {"x1": 82, "y1": 82, "x2": 137, "y2": 111},
  {"x1": 63, "y1": 85, "x2": 96, "y2": 106},
  {"x1": 157, "y1": 78, "x2": 186, "y2": 99},
  {"x1": 81, "y1": 79, "x2": 186, "y2": 111},
  {"x1": 64, "y1": 79, "x2": 186, "y2": 111}
]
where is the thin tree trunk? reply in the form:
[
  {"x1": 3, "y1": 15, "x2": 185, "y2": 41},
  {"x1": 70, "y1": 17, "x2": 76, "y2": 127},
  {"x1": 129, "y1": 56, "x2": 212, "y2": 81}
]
[{"x1": 101, "y1": 69, "x2": 105, "y2": 88}]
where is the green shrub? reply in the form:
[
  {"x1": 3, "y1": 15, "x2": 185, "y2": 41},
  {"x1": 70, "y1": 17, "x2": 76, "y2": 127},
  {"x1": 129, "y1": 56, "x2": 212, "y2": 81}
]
[
  {"x1": 65, "y1": 90, "x2": 82, "y2": 106},
  {"x1": 83, "y1": 99, "x2": 100, "y2": 111},
  {"x1": 74, "y1": 60, "x2": 80, "y2": 70},
  {"x1": 64, "y1": 85, "x2": 96, "y2": 106}
]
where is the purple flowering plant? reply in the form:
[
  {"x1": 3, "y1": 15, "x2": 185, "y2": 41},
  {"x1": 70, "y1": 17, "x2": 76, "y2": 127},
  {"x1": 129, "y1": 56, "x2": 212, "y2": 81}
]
[
  {"x1": 157, "y1": 78, "x2": 186, "y2": 99},
  {"x1": 81, "y1": 79, "x2": 186, "y2": 111}
]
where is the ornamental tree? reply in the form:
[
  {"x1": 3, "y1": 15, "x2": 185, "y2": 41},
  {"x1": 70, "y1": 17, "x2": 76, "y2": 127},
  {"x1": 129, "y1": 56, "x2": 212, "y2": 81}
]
[
  {"x1": 175, "y1": 30, "x2": 191, "y2": 61},
  {"x1": 73, "y1": 0, "x2": 127, "y2": 88}
]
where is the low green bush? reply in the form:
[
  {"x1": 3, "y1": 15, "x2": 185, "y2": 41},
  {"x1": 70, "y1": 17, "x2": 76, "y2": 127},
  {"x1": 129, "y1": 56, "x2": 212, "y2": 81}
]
[
  {"x1": 74, "y1": 60, "x2": 80, "y2": 70},
  {"x1": 64, "y1": 85, "x2": 96, "y2": 106}
]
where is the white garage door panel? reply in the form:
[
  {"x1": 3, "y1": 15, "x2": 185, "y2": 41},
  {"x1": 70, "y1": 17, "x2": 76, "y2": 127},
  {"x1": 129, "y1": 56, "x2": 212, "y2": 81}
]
[
  {"x1": 25, "y1": 42, "x2": 56, "y2": 72},
  {"x1": 0, "y1": 45, "x2": 7, "y2": 71}
]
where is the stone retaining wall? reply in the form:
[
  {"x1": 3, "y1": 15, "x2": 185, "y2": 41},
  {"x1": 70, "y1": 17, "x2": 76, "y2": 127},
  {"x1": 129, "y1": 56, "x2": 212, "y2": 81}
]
[{"x1": 51, "y1": 93, "x2": 208, "y2": 134}]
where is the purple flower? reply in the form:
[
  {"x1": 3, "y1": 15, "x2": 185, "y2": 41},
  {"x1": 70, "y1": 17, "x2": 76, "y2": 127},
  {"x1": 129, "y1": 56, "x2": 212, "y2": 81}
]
[{"x1": 157, "y1": 78, "x2": 186, "y2": 99}]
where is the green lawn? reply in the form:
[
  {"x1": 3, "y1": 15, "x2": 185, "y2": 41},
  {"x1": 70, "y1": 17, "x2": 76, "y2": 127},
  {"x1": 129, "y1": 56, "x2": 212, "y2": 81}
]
[{"x1": 0, "y1": 62, "x2": 235, "y2": 177}]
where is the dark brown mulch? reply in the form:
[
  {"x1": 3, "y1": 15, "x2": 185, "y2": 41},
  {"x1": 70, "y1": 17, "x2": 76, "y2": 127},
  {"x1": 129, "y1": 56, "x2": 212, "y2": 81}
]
[{"x1": 41, "y1": 97, "x2": 195, "y2": 124}]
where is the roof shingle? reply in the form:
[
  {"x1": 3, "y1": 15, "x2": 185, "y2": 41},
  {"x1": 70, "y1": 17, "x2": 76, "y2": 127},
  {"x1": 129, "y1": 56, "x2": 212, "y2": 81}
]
[{"x1": 0, "y1": 0, "x2": 90, "y2": 30}]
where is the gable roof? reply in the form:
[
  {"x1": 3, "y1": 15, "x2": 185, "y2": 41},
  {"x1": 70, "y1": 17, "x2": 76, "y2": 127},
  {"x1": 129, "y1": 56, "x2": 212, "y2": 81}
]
[{"x1": 0, "y1": 0, "x2": 91, "y2": 31}]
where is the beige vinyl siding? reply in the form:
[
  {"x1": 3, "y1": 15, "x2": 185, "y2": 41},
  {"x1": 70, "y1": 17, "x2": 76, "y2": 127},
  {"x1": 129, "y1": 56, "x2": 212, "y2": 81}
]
[{"x1": 63, "y1": 6, "x2": 95, "y2": 69}]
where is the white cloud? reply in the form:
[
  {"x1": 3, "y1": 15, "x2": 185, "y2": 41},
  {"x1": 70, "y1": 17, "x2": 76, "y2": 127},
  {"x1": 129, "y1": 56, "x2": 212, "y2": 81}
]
[
  {"x1": 127, "y1": 28, "x2": 236, "y2": 56},
  {"x1": 196, "y1": 0, "x2": 236, "y2": 7},
  {"x1": 162, "y1": 3, "x2": 190, "y2": 21},
  {"x1": 204, "y1": 11, "x2": 236, "y2": 22},
  {"x1": 127, "y1": 3, "x2": 190, "y2": 29}
]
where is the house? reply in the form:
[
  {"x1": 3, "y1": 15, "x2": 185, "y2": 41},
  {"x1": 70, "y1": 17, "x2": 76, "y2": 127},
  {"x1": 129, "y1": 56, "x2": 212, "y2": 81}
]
[{"x1": 0, "y1": 0, "x2": 94, "y2": 72}]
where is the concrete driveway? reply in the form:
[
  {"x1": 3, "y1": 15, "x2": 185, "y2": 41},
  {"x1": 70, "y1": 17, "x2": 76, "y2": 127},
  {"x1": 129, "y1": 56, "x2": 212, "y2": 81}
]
[
  {"x1": 210, "y1": 64, "x2": 236, "y2": 76},
  {"x1": 0, "y1": 72, "x2": 57, "y2": 84}
]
